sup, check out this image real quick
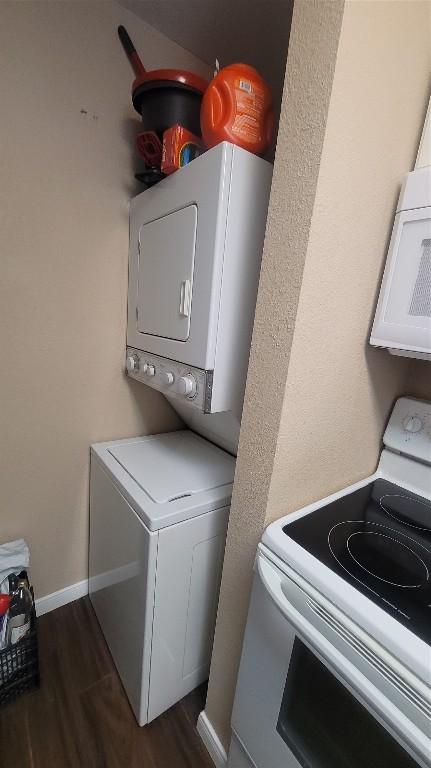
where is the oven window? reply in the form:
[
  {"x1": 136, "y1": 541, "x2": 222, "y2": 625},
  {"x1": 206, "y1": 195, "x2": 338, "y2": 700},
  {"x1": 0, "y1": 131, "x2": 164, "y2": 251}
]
[{"x1": 276, "y1": 639, "x2": 418, "y2": 768}]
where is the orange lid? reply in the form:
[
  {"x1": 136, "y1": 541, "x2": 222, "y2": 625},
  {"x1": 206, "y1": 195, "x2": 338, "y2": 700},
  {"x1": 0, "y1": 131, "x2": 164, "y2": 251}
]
[{"x1": 132, "y1": 69, "x2": 208, "y2": 95}]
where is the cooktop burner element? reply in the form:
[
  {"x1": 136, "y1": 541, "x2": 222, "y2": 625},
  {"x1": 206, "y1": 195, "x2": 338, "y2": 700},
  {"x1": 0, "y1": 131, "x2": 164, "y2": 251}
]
[
  {"x1": 329, "y1": 522, "x2": 430, "y2": 589},
  {"x1": 380, "y1": 494, "x2": 431, "y2": 531},
  {"x1": 283, "y1": 479, "x2": 431, "y2": 643}
]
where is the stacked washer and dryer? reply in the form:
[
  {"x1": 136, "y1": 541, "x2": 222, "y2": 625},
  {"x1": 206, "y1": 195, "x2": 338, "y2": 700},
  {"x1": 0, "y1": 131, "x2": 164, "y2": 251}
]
[{"x1": 89, "y1": 143, "x2": 272, "y2": 725}]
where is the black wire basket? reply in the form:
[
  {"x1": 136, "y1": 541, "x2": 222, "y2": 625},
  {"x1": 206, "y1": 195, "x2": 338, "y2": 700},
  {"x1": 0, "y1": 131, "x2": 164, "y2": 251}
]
[{"x1": 0, "y1": 596, "x2": 39, "y2": 708}]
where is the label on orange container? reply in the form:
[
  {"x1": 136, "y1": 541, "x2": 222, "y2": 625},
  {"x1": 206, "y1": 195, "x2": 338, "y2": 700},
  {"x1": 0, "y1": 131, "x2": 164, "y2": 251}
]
[{"x1": 231, "y1": 78, "x2": 265, "y2": 143}]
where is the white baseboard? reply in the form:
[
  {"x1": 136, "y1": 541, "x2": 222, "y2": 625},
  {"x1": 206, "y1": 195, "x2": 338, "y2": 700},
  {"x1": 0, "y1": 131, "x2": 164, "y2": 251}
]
[
  {"x1": 35, "y1": 579, "x2": 88, "y2": 617},
  {"x1": 197, "y1": 710, "x2": 228, "y2": 768}
]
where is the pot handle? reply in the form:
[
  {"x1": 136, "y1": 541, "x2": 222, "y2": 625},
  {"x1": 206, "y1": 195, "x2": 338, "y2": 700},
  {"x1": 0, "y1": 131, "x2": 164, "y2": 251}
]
[{"x1": 118, "y1": 25, "x2": 146, "y2": 77}]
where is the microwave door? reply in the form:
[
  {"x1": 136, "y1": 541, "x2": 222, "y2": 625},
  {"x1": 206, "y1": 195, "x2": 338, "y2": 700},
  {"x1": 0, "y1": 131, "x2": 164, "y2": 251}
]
[{"x1": 371, "y1": 206, "x2": 431, "y2": 354}]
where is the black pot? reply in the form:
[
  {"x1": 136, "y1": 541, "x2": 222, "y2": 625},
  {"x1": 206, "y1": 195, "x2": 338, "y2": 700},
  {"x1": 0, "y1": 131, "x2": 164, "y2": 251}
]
[{"x1": 132, "y1": 80, "x2": 203, "y2": 138}]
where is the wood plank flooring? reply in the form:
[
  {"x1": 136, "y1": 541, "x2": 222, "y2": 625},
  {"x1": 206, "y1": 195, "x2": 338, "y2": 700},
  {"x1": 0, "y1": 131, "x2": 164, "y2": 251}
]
[{"x1": 0, "y1": 597, "x2": 214, "y2": 768}]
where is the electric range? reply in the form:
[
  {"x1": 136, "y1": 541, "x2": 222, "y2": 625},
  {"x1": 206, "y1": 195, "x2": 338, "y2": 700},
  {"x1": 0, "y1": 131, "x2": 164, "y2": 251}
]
[
  {"x1": 263, "y1": 396, "x2": 431, "y2": 683},
  {"x1": 230, "y1": 397, "x2": 431, "y2": 768},
  {"x1": 284, "y1": 476, "x2": 431, "y2": 644}
]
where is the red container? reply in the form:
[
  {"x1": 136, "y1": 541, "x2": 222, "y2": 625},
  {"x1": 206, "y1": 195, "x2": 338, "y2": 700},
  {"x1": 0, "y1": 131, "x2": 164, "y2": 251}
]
[
  {"x1": 200, "y1": 63, "x2": 274, "y2": 156},
  {"x1": 161, "y1": 125, "x2": 204, "y2": 175}
]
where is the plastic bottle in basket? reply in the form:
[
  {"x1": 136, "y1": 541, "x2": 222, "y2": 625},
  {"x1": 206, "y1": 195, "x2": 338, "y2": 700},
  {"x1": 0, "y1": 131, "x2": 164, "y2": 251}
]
[
  {"x1": 5, "y1": 575, "x2": 32, "y2": 645},
  {"x1": 200, "y1": 63, "x2": 274, "y2": 156}
]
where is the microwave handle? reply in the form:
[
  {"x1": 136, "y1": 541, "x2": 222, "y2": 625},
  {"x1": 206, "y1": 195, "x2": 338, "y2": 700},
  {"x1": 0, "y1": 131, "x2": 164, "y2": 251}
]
[{"x1": 257, "y1": 554, "x2": 427, "y2": 765}]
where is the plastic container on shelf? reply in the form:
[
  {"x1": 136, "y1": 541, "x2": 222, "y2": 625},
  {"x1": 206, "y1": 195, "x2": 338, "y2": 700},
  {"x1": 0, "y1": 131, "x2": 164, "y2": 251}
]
[
  {"x1": 118, "y1": 26, "x2": 208, "y2": 139},
  {"x1": 161, "y1": 124, "x2": 204, "y2": 175},
  {"x1": 200, "y1": 63, "x2": 274, "y2": 156}
]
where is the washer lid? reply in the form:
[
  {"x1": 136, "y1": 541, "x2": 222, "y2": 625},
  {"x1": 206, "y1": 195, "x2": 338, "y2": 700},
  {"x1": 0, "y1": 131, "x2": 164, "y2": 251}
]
[{"x1": 108, "y1": 431, "x2": 234, "y2": 504}]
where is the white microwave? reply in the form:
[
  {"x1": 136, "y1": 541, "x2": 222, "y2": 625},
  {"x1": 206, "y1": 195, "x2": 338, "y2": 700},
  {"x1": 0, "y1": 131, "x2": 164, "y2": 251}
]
[{"x1": 370, "y1": 165, "x2": 431, "y2": 360}]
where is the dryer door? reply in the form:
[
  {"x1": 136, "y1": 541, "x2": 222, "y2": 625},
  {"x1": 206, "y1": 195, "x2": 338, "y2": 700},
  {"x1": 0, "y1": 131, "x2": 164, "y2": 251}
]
[
  {"x1": 127, "y1": 143, "x2": 233, "y2": 370},
  {"x1": 137, "y1": 206, "x2": 197, "y2": 342}
]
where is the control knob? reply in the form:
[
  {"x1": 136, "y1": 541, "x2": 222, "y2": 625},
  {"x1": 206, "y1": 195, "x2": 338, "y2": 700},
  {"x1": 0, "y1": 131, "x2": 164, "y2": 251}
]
[
  {"x1": 178, "y1": 374, "x2": 197, "y2": 398},
  {"x1": 126, "y1": 354, "x2": 139, "y2": 373},
  {"x1": 161, "y1": 371, "x2": 174, "y2": 386},
  {"x1": 146, "y1": 364, "x2": 156, "y2": 377},
  {"x1": 403, "y1": 415, "x2": 423, "y2": 434}
]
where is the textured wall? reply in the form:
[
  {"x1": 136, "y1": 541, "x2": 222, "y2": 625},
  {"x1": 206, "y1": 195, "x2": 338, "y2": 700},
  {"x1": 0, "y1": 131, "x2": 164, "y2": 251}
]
[
  {"x1": 408, "y1": 360, "x2": 430, "y2": 400},
  {"x1": 203, "y1": 0, "x2": 345, "y2": 749},
  {"x1": 266, "y1": 0, "x2": 431, "y2": 523},
  {"x1": 204, "y1": 0, "x2": 430, "y2": 753},
  {"x1": 0, "y1": 1, "x2": 210, "y2": 599}
]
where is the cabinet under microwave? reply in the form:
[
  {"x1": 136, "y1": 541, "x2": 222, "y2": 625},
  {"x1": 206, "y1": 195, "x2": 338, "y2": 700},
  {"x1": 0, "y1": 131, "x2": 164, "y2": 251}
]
[
  {"x1": 127, "y1": 143, "x2": 272, "y2": 414},
  {"x1": 370, "y1": 166, "x2": 431, "y2": 360}
]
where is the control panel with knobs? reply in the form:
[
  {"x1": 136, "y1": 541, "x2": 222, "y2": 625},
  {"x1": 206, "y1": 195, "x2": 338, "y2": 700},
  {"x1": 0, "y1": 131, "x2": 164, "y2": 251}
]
[
  {"x1": 384, "y1": 397, "x2": 431, "y2": 466},
  {"x1": 125, "y1": 348, "x2": 212, "y2": 412},
  {"x1": 177, "y1": 374, "x2": 197, "y2": 398}
]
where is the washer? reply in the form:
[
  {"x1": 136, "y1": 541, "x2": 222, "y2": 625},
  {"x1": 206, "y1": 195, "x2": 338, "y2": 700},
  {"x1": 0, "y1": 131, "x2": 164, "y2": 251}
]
[{"x1": 89, "y1": 430, "x2": 235, "y2": 726}]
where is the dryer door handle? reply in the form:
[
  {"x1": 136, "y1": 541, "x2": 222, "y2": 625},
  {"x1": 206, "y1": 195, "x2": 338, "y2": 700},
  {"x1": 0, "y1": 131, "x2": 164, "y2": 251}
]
[{"x1": 179, "y1": 280, "x2": 191, "y2": 317}]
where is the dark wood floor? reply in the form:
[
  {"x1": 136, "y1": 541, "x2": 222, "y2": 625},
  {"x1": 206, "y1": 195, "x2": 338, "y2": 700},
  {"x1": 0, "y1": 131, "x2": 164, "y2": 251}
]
[{"x1": 0, "y1": 597, "x2": 214, "y2": 768}]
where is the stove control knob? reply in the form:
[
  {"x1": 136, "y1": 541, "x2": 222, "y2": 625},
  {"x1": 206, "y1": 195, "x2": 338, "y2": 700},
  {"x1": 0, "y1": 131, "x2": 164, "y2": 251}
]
[
  {"x1": 146, "y1": 364, "x2": 156, "y2": 377},
  {"x1": 403, "y1": 415, "x2": 423, "y2": 433},
  {"x1": 161, "y1": 371, "x2": 174, "y2": 386},
  {"x1": 178, "y1": 374, "x2": 197, "y2": 398},
  {"x1": 126, "y1": 354, "x2": 139, "y2": 373}
]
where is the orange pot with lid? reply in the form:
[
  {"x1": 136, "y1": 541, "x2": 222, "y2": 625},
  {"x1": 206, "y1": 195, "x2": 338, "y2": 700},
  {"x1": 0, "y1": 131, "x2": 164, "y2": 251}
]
[{"x1": 201, "y1": 63, "x2": 274, "y2": 156}]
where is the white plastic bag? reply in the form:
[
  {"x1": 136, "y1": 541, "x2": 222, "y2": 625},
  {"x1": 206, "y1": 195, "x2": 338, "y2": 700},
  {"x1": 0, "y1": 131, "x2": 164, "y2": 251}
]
[{"x1": 0, "y1": 539, "x2": 30, "y2": 594}]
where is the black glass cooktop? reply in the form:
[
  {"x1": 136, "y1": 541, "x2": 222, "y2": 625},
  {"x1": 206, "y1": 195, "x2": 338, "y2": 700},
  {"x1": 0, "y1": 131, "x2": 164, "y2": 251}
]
[{"x1": 283, "y1": 479, "x2": 431, "y2": 644}]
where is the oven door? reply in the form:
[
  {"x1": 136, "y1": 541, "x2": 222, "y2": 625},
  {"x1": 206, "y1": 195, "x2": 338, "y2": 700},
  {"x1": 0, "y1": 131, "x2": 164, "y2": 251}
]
[{"x1": 230, "y1": 553, "x2": 427, "y2": 768}]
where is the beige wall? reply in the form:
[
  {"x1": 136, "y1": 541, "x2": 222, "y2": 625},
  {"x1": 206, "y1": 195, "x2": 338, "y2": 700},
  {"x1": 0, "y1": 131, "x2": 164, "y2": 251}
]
[
  {"x1": 408, "y1": 360, "x2": 430, "y2": 399},
  {"x1": 266, "y1": 0, "x2": 430, "y2": 522},
  {"x1": 204, "y1": 0, "x2": 346, "y2": 748},
  {"x1": 0, "y1": 1, "x2": 210, "y2": 599},
  {"x1": 205, "y1": 0, "x2": 431, "y2": 751}
]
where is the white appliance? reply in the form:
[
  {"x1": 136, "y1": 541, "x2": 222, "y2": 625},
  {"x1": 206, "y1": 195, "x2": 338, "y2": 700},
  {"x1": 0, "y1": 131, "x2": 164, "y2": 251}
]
[
  {"x1": 89, "y1": 430, "x2": 235, "y2": 725},
  {"x1": 229, "y1": 397, "x2": 431, "y2": 768},
  {"x1": 370, "y1": 167, "x2": 431, "y2": 360},
  {"x1": 126, "y1": 142, "x2": 272, "y2": 453},
  {"x1": 371, "y1": 101, "x2": 431, "y2": 361}
]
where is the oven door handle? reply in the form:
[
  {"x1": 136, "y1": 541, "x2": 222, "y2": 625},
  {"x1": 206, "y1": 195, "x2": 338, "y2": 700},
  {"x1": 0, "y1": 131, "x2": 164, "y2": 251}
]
[
  {"x1": 257, "y1": 553, "x2": 353, "y2": 666},
  {"x1": 257, "y1": 553, "x2": 428, "y2": 766}
]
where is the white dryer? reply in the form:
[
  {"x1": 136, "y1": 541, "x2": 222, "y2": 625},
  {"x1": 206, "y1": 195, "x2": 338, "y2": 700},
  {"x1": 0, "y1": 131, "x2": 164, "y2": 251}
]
[
  {"x1": 89, "y1": 430, "x2": 235, "y2": 726},
  {"x1": 126, "y1": 142, "x2": 272, "y2": 455}
]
